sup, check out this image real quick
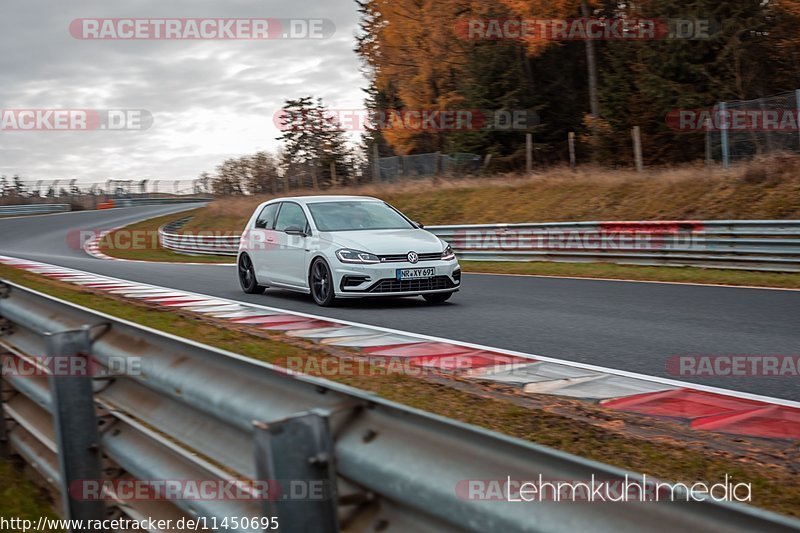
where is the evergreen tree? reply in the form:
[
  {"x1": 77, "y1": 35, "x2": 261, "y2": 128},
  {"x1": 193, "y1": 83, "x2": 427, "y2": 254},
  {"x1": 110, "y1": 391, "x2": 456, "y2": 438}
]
[{"x1": 277, "y1": 97, "x2": 353, "y2": 188}]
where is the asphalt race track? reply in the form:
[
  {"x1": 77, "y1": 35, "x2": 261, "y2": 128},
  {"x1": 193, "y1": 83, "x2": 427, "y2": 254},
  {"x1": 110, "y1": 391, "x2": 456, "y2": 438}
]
[{"x1": 1, "y1": 205, "x2": 798, "y2": 401}]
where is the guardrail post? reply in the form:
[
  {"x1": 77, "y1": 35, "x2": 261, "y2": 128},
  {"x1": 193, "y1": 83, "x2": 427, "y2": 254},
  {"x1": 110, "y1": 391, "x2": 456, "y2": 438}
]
[
  {"x1": 0, "y1": 282, "x2": 11, "y2": 458},
  {"x1": 254, "y1": 410, "x2": 339, "y2": 533},
  {"x1": 0, "y1": 380, "x2": 9, "y2": 458},
  {"x1": 47, "y1": 326, "x2": 108, "y2": 525}
]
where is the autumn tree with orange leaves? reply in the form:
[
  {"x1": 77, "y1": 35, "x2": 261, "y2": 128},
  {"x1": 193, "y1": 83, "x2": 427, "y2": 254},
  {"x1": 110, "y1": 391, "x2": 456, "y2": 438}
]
[{"x1": 356, "y1": 0, "x2": 800, "y2": 168}]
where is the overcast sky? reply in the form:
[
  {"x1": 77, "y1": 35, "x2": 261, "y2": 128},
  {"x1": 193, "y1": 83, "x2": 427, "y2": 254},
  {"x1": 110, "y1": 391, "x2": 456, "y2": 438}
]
[{"x1": 0, "y1": 0, "x2": 366, "y2": 184}]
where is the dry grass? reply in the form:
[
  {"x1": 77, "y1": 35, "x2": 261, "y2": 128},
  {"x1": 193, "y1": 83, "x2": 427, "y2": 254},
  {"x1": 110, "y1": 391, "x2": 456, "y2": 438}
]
[{"x1": 183, "y1": 155, "x2": 800, "y2": 232}]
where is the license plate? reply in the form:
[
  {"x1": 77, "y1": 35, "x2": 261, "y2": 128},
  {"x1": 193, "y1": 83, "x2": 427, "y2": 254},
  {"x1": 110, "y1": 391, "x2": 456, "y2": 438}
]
[{"x1": 397, "y1": 267, "x2": 435, "y2": 280}]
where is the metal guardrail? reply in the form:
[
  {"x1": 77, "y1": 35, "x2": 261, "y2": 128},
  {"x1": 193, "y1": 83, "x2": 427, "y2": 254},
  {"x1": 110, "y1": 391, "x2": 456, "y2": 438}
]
[
  {"x1": 159, "y1": 217, "x2": 240, "y2": 256},
  {"x1": 1, "y1": 280, "x2": 797, "y2": 532},
  {"x1": 0, "y1": 204, "x2": 71, "y2": 216},
  {"x1": 114, "y1": 197, "x2": 212, "y2": 208},
  {"x1": 159, "y1": 219, "x2": 800, "y2": 272},
  {"x1": 430, "y1": 220, "x2": 800, "y2": 272}
]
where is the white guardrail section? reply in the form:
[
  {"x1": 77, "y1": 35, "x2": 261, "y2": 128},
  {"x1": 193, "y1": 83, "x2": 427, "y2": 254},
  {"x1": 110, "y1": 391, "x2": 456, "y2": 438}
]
[
  {"x1": 1, "y1": 280, "x2": 799, "y2": 532},
  {"x1": 0, "y1": 204, "x2": 71, "y2": 216},
  {"x1": 114, "y1": 197, "x2": 213, "y2": 208},
  {"x1": 159, "y1": 218, "x2": 800, "y2": 273}
]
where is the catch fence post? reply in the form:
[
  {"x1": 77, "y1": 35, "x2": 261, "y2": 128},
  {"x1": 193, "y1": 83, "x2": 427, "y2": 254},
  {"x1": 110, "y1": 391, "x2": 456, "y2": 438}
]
[
  {"x1": 719, "y1": 102, "x2": 730, "y2": 170},
  {"x1": 372, "y1": 144, "x2": 380, "y2": 183},
  {"x1": 796, "y1": 89, "x2": 800, "y2": 150},
  {"x1": 632, "y1": 126, "x2": 643, "y2": 172},
  {"x1": 568, "y1": 132, "x2": 576, "y2": 169},
  {"x1": 526, "y1": 133, "x2": 533, "y2": 173}
]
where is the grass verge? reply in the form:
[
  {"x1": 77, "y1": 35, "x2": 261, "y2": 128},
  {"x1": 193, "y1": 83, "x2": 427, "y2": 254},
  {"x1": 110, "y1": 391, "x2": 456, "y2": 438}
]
[
  {"x1": 0, "y1": 263, "x2": 798, "y2": 518},
  {"x1": 462, "y1": 261, "x2": 800, "y2": 289},
  {"x1": 0, "y1": 459, "x2": 61, "y2": 530},
  {"x1": 97, "y1": 210, "x2": 234, "y2": 263},
  {"x1": 185, "y1": 156, "x2": 800, "y2": 230}
]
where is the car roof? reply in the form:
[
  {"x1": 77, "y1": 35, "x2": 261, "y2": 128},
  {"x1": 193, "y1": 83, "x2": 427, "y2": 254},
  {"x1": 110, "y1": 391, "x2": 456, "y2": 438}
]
[{"x1": 263, "y1": 195, "x2": 382, "y2": 205}]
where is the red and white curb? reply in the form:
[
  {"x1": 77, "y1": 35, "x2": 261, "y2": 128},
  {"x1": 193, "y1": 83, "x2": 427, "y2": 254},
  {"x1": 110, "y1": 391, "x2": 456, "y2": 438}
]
[{"x1": 1, "y1": 254, "x2": 798, "y2": 441}]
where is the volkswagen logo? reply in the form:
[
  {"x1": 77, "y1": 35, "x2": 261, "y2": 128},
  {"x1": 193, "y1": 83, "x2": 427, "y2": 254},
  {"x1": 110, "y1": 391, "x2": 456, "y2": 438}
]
[{"x1": 407, "y1": 251, "x2": 419, "y2": 264}]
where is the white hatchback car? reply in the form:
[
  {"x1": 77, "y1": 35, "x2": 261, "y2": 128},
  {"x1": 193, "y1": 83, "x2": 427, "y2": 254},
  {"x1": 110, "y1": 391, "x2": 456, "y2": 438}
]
[{"x1": 237, "y1": 196, "x2": 461, "y2": 306}]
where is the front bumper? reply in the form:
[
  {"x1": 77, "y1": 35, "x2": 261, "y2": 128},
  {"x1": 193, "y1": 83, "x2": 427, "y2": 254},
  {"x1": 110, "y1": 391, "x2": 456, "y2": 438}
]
[{"x1": 332, "y1": 259, "x2": 461, "y2": 298}]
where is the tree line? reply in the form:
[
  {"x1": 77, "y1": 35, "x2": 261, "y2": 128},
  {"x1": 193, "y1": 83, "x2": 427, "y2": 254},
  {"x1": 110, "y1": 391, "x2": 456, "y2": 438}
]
[
  {"x1": 355, "y1": 0, "x2": 800, "y2": 169},
  {"x1": 202, "y1": 97, "x2": 365, "y2": 196},
  {"x1": 199, "y1": 0, "x2": 800, "y2": 195}
]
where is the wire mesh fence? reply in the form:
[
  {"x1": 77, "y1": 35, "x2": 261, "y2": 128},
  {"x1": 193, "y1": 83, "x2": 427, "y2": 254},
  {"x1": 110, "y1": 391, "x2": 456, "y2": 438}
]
[
  {"x1": 378, "y1": 152, "x2": 482, "y2": 182},
  {"x1": 0, "y1": 178, "x2": 209, "y2": 201},
  {"x1": 709, "y1": 90, "x2": 800, "y2": 166},
  {"x1": 0, "y1": 178, "x2": 212, "y2": 209}
]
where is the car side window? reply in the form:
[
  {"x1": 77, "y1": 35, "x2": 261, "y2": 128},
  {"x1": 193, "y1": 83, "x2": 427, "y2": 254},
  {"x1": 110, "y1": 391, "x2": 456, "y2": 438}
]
[
  {"x1": 255, "y1": 203, "x2": 280, "y2": 229},
  {"x1": 275, "y1": 202, "x2": 308, "y2": 232}
]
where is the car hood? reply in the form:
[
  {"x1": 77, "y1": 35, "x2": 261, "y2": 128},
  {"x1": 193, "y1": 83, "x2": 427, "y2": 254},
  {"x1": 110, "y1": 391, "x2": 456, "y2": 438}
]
[{"x1": 320, "y1": 229, "x2": 444, "y2": 255}]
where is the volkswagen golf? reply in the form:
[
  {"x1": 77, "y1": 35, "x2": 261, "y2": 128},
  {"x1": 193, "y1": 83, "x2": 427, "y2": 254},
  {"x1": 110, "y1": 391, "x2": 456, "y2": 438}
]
[{"x1": 237, "y1": 196, "x2": 461, "y2": 306}]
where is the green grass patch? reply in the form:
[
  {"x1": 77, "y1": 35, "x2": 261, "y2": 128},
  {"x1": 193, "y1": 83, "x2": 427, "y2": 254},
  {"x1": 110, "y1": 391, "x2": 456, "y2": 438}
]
[
  {"x1": 1, "y1": 264, "x2": 798, "y2": 518},
  {"x1": 97, "y1": 209, "x2": 234, "y2": 263},
  {"x1": 0, "y1": 459, "x2": 61, "y2": 530}
]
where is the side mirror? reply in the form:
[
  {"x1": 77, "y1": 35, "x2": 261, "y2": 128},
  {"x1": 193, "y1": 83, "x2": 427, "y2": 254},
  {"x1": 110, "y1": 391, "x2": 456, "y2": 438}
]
[
  {"x1": 254, "y1": 220, "x2": 267, "y2": 229},
  {"x1": 285, "y1": 226, "x2": 307, "y2": 237}
]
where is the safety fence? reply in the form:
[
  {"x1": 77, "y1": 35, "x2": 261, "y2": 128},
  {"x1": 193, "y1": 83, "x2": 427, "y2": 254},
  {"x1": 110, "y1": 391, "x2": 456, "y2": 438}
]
[
  {"x1": 377, "y1": 153, "x2": 482, "y2": 182},
  {"x1": 3, "y1": 178, "x2": 211, "y2": 199},
  {"x1": 1, "y1": 280, "x2": 797, "y2": 532},
  {"x1": 0, "y1": 204, "x2": 71, "y2": 216},
  {"x1": 159, "y1": 219, "x2": 800, "y2": 273},
  {"x1": 710, "y1": 90, "x2": 800, "y2": 167}
]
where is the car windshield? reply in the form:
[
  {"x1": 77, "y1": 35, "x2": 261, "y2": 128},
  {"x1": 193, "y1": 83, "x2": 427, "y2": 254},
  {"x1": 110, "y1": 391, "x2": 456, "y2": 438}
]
[{"x1": 308, "y1": 201, "x2": 415, "y2": 231}]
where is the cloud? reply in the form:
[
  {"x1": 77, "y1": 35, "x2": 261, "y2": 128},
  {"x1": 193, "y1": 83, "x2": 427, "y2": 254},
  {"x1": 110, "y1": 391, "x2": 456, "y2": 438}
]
[{"x1": 0, "y1": 0, "x2": 366, "y2": 184}]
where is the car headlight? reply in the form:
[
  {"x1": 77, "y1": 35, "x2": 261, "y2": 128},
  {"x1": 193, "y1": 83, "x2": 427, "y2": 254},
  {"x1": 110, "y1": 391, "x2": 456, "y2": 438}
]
[
  {"x1": 441, "y1": 244, "x2": 456, "y2": 261},
  {"x1": 336, "y1": 249, "x2": 380, "y2": 264}
]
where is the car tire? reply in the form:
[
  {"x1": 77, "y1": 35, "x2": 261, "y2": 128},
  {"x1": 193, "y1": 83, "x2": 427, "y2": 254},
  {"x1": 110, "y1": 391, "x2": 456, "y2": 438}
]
[
  {"x1": 238, "y1": 254, "x2": 265, "y2": 294},
  {"x1": 423, "y1": 292, "x2": 453, "y2": 304},
  {"x1": 309, "y1": 258, "x2": 337, "y2": 307}
]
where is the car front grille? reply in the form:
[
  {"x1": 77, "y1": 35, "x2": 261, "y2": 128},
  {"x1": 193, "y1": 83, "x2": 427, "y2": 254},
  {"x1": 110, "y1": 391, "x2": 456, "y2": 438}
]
[
  {"x1": 367, "y1": 276, "x2": 455, "y2": 293},
  {"x1": 378, "y1": 252, "x2": 442, "y2": 263}
]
